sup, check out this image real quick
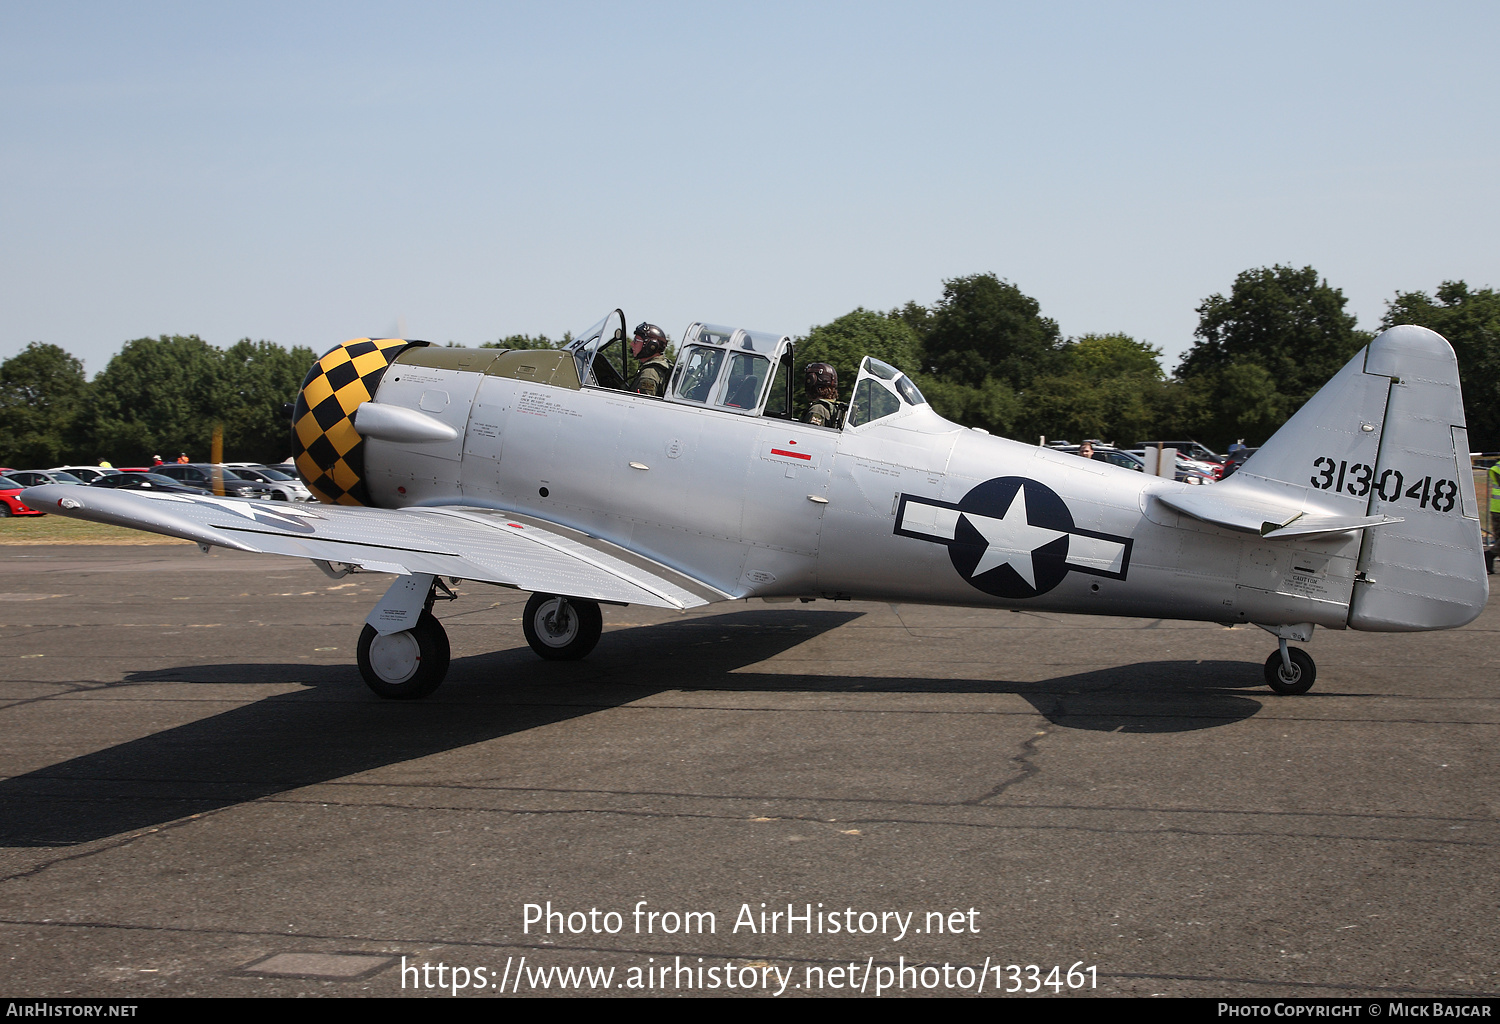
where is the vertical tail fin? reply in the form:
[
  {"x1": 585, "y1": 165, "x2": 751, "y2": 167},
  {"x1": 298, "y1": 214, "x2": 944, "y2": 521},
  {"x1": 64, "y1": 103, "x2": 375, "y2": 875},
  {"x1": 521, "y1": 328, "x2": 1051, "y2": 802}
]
[
  {"x1": 1349, "y1": 326, "x2": 1486, "y2": 629},
  {"x1": 1232, "y1": 325, "x2": 1486, "y2": 630}
]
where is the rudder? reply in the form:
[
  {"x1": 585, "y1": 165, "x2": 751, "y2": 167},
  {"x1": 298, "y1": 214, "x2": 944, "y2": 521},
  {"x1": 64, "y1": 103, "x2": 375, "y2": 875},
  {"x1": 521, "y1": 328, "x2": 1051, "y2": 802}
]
[{"x1": 1348, "y1": 325, "x2": 1487, "y2": 630}]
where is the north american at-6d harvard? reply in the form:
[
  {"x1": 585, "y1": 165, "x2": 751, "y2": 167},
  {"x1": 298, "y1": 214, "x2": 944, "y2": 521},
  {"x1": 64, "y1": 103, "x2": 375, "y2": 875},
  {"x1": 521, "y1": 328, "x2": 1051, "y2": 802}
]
[{"x1": 26, "y1": 310, "x2": 1488, "y2": 698}]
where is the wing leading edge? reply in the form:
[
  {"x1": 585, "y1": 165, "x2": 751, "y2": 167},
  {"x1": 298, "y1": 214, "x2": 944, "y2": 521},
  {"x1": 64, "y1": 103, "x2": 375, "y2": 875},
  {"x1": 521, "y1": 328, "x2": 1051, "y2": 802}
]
[{"x1": 21, "y1": 485, "x2": 724, "y2": 611}]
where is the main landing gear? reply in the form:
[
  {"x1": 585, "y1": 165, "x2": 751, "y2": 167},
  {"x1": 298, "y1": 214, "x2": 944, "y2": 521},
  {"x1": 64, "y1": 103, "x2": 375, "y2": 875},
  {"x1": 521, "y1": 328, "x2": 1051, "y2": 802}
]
[
  {"x1": 355, "y1": 573, "x2": 456, "y2": 699},
  {"x1": 522, "y1": 592, "x2": 603, "y2": 661},
  {"x1": 352, "y1": 571, "x2": 604, "y2": 698},
  {"x1": 358, "y1": 611, "x2": 450, "y2": 699}
]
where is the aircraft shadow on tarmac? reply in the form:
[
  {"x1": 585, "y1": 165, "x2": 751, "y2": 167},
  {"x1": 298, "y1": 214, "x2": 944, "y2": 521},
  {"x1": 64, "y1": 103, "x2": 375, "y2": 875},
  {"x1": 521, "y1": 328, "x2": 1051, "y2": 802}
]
[{"x1": 0, "y1": 610, "x2": 1263, "y2": 846}]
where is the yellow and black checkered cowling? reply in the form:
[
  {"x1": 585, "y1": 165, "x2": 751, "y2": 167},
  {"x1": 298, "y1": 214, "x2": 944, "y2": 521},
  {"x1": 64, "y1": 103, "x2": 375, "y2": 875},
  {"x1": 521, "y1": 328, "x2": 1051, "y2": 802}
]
[{"x1": 292, "y1": 338, "x2": 413, "y2": 505}]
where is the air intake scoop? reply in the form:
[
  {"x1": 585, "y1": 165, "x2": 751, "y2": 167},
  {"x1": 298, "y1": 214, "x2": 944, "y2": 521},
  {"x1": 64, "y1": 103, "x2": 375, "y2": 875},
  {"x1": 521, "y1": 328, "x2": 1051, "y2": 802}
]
[{"x1": 353, "y1": 402, "x2": 460, "y2": 443}]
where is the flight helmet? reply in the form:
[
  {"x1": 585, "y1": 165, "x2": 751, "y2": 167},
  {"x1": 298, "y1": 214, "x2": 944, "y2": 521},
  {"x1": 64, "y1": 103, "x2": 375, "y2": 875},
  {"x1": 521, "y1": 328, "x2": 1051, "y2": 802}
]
[
  {"x1": 632, "y1": 323, "x2": 668, "y2": 359},
  {"x1": 804, "y1": 362, "x2": 839, "y2": 399}
]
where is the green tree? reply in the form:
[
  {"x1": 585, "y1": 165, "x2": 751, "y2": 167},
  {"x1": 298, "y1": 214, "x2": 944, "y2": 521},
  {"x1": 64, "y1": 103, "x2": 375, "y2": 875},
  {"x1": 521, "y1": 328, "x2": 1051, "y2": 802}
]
[
  {"x1": 1177, "y1": 265, "x2": 1369, "y2": 448},
  {"x1": 922, "y1": 273, "x2": 1063, "y2": 391},
  {"x1": 84, "y1": 335, "x2": 226, "y2": 463},
  {"x1": 1067, "y1": 333, "x2": 1165, "y2": 381},
  {"x1": 1382, "y1": 281, "x2": 1500, "y2": 450},
  {"x1": 1016, "y1": 334, "x2": 1167, "y2": 444},
  {"x1": 219, "y1": 339, "x2": 318, "y2": 464},
  {"x1": 797, "y1": 308, "x2": 924, "y2": 394},
  {"x1": 0, "y1": 343, "x2": 89, "y2": 466}
]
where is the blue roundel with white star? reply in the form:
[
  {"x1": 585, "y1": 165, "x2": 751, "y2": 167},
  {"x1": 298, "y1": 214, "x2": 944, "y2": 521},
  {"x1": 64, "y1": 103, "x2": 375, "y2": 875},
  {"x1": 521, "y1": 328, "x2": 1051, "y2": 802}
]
[
  {"x1": 893, "y1": 477, "x2": 1133, "y2": 599},
  {"x1": 948, "y1": 477, "x2": 1073, "y2": 598}
]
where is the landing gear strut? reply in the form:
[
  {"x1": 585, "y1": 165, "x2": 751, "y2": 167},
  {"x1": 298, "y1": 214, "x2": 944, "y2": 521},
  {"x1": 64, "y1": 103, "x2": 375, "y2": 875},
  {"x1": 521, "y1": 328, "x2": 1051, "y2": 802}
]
[
  {"x1": 1263, "y1": 640, "x2": 1316, "y2": 695},
  {"x1": 523, "y1": 593, "x2": 603, "y2": 661},
  {"x1": 1256, "y1": 623, "x2": 1316, "y2": 696}
]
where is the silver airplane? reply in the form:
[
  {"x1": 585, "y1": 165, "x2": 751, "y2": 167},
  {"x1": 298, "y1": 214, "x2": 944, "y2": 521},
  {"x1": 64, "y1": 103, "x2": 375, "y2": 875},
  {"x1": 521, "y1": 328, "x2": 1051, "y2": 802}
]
[{"x1": 23, "y1": 310, "x2": 1488, "y2": 699}]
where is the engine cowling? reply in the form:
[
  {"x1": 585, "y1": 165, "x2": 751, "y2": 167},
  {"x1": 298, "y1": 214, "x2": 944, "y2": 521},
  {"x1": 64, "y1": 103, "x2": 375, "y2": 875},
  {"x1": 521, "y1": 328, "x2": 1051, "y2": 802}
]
[{"x1": 291, "y1": 337, "x2": 414, "y2": 505}]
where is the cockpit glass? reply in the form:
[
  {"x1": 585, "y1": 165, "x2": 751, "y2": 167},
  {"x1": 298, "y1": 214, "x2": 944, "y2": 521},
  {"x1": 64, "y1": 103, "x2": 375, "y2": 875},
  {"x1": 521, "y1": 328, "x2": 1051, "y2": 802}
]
[
  {"x1": 694, "y1": 325, "x2": 736, "y2": 348},
  {"x1": 674, "y1": 346, "x2": 726, "y2": 403},
  {"x1": 847, "y1": 378, "x2": 903, "y2": 428},
  {"x1": 715, "y1": 352, "x2": 771, "y2": 410},
  {"x1": 567, "y1": 310, "x2": 626, "y2": 388},
  {"x1": 894, "y1": 374, "x2": 926, "y2": 405},
  {"x1": 858, "y1": 355, "x2": 926, "y2": 407},
  {"x1": 570, "y1": 314, "x2": 610, "y2": 350},
  {"x1": 738, "y1": 329, "x2": 782, "y2": 354}
]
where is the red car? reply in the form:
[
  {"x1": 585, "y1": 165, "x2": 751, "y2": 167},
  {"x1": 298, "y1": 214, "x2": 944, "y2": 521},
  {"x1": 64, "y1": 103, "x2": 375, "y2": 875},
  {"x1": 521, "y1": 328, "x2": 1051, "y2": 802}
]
[{"x1": 0, "y1": 474, "x2": 45, "y2": 516}]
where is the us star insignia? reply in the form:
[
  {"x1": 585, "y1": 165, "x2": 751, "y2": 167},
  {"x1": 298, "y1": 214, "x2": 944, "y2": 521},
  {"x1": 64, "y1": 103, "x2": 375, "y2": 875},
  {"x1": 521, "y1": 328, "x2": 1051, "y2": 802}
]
[{"x1": 894, "y1": 476, "x2": 1133, "y2": 599}]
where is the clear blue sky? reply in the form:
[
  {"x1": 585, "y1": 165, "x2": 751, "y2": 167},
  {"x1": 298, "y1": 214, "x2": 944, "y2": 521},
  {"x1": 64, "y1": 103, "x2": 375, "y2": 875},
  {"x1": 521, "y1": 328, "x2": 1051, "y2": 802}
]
[{"x1": 3, "y1": 1, "x2": 1496, "y2": 375}]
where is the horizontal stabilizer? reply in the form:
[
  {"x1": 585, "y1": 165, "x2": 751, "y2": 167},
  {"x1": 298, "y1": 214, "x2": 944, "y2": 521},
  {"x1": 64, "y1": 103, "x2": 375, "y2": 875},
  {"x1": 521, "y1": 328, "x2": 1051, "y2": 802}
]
[
  {"x1": 1260, "y1": 513, "x2": 1404, "y2": 540},
  {"x1": 21, "y1": 485, "x2": 725, "y2": 611},
  {"x1": 1156, "y1": 489, "x2": 1401, "y2": 539}
]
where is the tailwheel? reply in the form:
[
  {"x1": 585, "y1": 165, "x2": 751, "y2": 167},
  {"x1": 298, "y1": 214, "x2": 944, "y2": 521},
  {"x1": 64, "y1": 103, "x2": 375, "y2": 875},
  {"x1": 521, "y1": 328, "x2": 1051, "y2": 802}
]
[
  {"x1": 358, "y1": 611, "x2": 450, "y2": 699},
  {"x1": 523, "y1": 593, "x2": 603, "y2": 661},
  {"x1": 1263, "y1": 645, "x2": 1315, "y2": 696}
]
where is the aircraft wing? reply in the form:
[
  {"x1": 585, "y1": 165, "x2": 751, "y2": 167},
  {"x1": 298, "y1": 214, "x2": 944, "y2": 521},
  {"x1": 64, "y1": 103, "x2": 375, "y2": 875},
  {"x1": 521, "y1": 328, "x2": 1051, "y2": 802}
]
[
  {"x1": 20, "y1": 485, "x2": 726, "y2": 610},
  {"x1": 1156, "y1": 487, "x2": 1403, "y2": 539}
]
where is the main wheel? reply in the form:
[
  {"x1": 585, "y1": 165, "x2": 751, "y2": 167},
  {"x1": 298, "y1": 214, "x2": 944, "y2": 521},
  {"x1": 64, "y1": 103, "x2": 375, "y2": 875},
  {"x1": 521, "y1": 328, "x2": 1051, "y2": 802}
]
[
  {"x1": 1263, "y1": 647, "x2": 1316, "y2": 696},
  {"x1": 357, "y1": 611, "x2": 450, "y2": 699},
  {"x1": 523, "y1": 593, "x2": 603, "y2": 661},
  {"x1": 0, "y1": 503, "x2": 12, "y2": 517}
]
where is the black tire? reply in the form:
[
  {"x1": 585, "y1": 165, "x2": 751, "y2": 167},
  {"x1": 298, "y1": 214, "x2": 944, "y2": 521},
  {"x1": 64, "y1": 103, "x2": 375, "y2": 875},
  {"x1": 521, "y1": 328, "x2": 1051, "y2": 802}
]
[
  {"x1": 1263, "y1": 647, "x2": 1316, "y2": 696},
  {"x1": 522, "y1": 593, "x2": 603, "y2": 661},
  {"x1": 357, "y1": 611, "x2": 450, "y2": 699},
  {"x1": 0, "y1": 503, "x2": 11, "y2": 518}
]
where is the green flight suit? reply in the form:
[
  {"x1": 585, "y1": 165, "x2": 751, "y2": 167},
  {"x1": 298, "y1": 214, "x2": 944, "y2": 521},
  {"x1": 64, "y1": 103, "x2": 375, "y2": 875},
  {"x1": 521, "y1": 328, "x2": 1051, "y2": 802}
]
[
  {"x1": 802, "y1": 398, "x2": 846, "y2": 429},
  {"x1": 630, "y1": 356, "x2": 673, "y2": 398}
]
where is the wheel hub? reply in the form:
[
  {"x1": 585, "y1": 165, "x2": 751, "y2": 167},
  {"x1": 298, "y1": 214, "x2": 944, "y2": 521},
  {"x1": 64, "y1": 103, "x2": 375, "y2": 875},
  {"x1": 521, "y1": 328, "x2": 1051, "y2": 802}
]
[
  {"x1": 538, "y1": 600, "x2": 578, "y2": 646},
  {"x1": 368, "y1": 630, "x2": 421, "y2": 683}
]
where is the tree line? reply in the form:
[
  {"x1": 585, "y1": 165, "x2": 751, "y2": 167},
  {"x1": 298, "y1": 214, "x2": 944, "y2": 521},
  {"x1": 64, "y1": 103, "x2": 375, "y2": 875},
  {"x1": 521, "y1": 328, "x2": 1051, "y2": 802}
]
[
  {"x1": 0, "y1": 335, "x2": 316, "y2": 467},
  {"x1": 3, "y1": 267, "x2": 1496, "y2": 469},
  {"x1": 799, "y1": 268, "x2": 1500, "y2": 452}
]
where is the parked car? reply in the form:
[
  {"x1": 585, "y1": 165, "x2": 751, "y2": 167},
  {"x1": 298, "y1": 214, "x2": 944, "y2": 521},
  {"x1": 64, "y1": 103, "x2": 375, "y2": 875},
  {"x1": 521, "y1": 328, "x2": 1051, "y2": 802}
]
[
  {"x1": 47, "y1": 466, "x2": 120, "y2": 484},
  {"x1": 1134, "y1": 440, "x2": 1225, "y2": 479},
  {"x1": 1054, "y1": 444, "x2": 1147, "y2": 472},
  {"x1": 0, "y1": 475, "x2": 46, "y2": 516},
  {"x1": 1219, "y1": 447, "x2": 1259, "y2": 480},
  {"x1": 148, "y1": 464, "x2": 271, "y2": 499},
  {"x1": 1125, "y1": 450, "x2": 1215, "y2": 485},
  {"x1": 4, "y1": 470, "x2": 87, "y2": 487},
  {"x1": 218, "y1": 464, "x2": 312, "y2": 501},
  {"x1": 89, "y1": 472, "x2": 212, "y2": 495}
]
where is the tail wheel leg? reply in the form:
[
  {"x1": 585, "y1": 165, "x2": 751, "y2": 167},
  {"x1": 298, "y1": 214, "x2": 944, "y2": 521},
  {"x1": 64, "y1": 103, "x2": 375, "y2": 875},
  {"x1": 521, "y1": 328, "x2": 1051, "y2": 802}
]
[
  {"x1": 358, "y1": 611, "x2": 450, "y2": 699},
  {"x1": 1263, "y1": 641, "x2": 1316, "y2": 695},
  {"x1": 523, "y1": 593, "x2": 603, "y2": 661}
]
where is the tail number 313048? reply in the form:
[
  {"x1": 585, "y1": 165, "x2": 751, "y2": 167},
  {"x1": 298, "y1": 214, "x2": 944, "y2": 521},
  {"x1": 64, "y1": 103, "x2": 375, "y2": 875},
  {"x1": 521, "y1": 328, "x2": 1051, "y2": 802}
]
[{"x1": 1310, "y1": 457, "x2": 1458, "y2": 512}]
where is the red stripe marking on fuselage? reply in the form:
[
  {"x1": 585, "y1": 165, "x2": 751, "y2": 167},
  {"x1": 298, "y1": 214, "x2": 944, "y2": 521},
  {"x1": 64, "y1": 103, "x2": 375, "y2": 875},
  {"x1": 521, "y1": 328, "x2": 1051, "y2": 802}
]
[{"x1": 771, "y1": 448, "x2": 812, "y2": 460}]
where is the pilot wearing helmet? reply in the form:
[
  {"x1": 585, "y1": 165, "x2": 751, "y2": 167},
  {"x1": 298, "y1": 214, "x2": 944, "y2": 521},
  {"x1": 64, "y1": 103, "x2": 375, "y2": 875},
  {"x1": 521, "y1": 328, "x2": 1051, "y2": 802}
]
[
  {"x1": 628, "y1": 323, "x2": 673, "y2": 398},
  {"x1": 801, "y1": 362, "x2": 846, "y2": 428}
]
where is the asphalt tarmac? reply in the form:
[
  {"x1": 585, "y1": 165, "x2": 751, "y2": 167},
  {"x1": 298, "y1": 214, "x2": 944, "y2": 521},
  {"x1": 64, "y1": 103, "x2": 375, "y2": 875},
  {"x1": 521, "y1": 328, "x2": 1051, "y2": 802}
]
[{"x1": 0, "y1": 544, "x2": 1496, "y2": 999}]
